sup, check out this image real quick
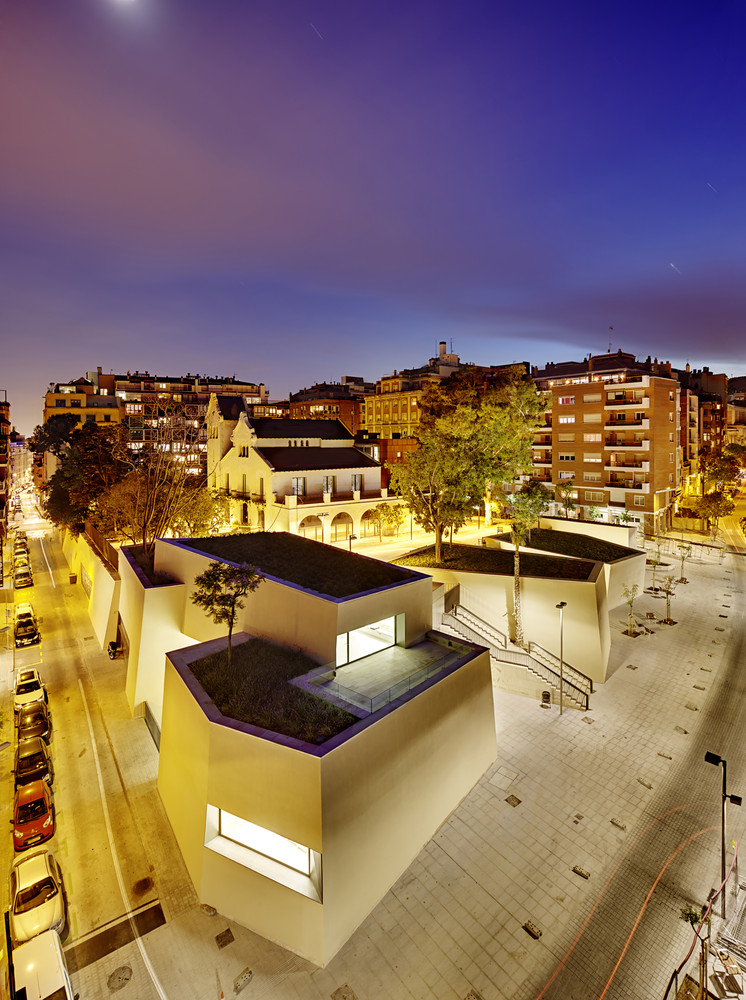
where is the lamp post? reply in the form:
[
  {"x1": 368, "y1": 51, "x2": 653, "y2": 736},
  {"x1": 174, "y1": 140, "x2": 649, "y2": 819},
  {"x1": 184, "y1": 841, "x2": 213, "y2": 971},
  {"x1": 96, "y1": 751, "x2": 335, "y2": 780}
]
[
  {"x1": 348, "y1": 533, "x2": 357, "y2": 553},
  {"x1": 556, "y1": 601, "x2": 567, "y2": 716},
  {"x1": 705, "y1": 751, "x2": 742, "y2": 919}
]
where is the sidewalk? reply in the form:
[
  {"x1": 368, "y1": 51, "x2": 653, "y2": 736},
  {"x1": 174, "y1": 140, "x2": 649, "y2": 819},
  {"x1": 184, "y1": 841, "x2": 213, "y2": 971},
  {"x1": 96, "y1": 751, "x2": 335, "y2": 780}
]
[{"x1": 65, "y1": 533, "x2": 744, "y2": 1000}]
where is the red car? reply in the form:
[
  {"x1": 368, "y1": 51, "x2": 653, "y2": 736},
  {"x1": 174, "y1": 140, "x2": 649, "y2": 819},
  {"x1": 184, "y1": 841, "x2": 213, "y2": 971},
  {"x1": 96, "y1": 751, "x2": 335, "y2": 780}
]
[{"x1": 12, "y1": 780, "x2": 55, "y2": 852}]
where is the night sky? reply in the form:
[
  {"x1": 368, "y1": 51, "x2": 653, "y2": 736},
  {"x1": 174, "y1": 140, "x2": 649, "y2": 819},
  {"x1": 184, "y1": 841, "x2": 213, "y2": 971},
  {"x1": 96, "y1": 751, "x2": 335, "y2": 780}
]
[{"x1": 2, "y1": 0, "x2": 745, "y2": 435}]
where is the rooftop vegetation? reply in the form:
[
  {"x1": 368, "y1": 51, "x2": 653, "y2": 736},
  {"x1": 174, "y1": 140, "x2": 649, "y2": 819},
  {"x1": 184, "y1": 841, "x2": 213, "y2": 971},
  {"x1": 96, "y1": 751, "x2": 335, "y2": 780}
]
[
  {"x1": 178, "y1": 532, "x2": 415, "y2": 598},
  {"x1": 493, "y1": 528, "x2": 636, "y2": 563},
  {"x1": 191, "y1": 637, "x2": 357, "y2": 744},
  {"x1": 396, "y1": 543, "x2": 595, "y2": 581}
]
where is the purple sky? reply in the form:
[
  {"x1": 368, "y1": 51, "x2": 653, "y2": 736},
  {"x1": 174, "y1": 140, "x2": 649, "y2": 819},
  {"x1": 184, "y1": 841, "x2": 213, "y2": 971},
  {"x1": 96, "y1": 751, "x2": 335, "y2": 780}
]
[{"x1": 2, "y1": 0, "x2": 745, "y2": 435}]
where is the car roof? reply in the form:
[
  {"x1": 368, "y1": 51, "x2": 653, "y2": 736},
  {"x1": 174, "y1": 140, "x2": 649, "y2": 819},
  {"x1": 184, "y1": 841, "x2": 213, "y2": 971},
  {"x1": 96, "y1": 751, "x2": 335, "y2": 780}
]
[
  {"x1": 11, "y1": 849, "x2": 53, "y2": 886},
  {"x1": 15, "y1": 780, "x2": 49, "y2": 805},
  {"x1": 16, "y1": 603, "x2": 34, "y2": 615},
  {"x1": 16, "y1": 737, "x2": 47, "y2": 757},
  {"x1": 17, "y1": 668, "x2": 41, "y2": 682}
]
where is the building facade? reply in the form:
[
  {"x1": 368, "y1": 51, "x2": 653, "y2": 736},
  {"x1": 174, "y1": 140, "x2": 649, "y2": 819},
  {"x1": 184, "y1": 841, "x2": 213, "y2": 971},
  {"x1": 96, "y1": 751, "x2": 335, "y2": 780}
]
[{"x1": 531, "y1": 351, "x2": 680, "y2": 533}]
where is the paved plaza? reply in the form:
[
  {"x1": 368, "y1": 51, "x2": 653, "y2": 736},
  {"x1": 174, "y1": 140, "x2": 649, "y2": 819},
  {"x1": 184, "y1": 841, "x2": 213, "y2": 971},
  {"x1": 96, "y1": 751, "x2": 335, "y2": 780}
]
[{"x1": 4, "y1": 522, "x2": 745, "y2": 1000}]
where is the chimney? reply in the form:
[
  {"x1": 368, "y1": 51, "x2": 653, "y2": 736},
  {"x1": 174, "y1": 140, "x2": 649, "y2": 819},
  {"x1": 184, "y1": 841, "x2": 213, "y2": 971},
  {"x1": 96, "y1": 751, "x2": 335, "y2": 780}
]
[{"x1": 439, "y1": 341, "x2": 446, "y2": 360}]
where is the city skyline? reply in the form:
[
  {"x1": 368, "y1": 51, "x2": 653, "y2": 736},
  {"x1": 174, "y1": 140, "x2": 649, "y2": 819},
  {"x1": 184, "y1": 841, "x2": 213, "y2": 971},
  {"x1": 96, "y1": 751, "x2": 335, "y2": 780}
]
[{"x1": 2, "y1": 0, "x2": 746, "y2": 435}]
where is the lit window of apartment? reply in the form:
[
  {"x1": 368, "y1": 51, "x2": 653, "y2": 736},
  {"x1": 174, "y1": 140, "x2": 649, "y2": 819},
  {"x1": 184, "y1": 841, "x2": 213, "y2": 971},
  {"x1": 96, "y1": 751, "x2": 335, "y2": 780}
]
[
  {"x1": 669, "y1": 433, "x2": 674, "y2": 442},
  {"x1": 351, "y1": 474, "x2": 363, "y2": 491},
  {"x1": 584, "y1": 472, "x2": 602, "y2": 482},
  {"x1": 669, "y1": 392, "x2": 674, "y2": 401},
  {"x1": 558, "y1": 453, "x2": 575, "y2": 462},
  {"x1": 585, "y1": 453, "x2": 602, "y2": 463},
  {"x1": 669, "y1": 412, "x2": 674, "y2": 421},
  {"x1": 669, "y1": 453, "x2": 674, "y2": 463},
  {"x1": 126, "y1": 403, "x2": 142, "y2": 415},
  {"x1": 585, "y1": 491, "x2": 604, "y2": 501},
  {"x1": 558, "y1": 396, "x2": 575, "y2": 405},
  {"x1": 558, "y1": 471, "x2": 574, "y2": 480},
  {"x1": 558, "y1": 416, "x2": 575, "y2": 424},
  {"x1": 634, "y1": 495, "x2": 646, "y2": 506},
  {"x1": 584, "y1": 433, "x2": 602, "y2": 442},
  {"x1": 322, "y1": 475, "x2": 336, "y2": 494},
  {"x1": 669, "y1": 474, "x2": 674, "y2": 483},
  {"x1": 291, "y1": 477, "x2": 306, "y2": 496}
]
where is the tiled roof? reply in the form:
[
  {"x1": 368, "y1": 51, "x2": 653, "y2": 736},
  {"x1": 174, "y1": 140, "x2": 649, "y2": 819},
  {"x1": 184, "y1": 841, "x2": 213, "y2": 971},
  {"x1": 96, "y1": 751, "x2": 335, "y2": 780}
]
[{"x1": 254, "y1": 447, "x2": 380, "y2": 472}]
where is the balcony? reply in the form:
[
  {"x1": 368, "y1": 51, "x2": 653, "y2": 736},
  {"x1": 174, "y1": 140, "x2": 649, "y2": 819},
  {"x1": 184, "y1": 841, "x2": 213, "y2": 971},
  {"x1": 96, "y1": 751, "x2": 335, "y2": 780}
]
[
  {"x1": 605, "y1": 479, "x2": 649, "y2": 492},
  {"x1": 532, "y1": 458, "x2": 552, "y2": 467},
  {"x1": 604, "y1": 460, "x2": 649, "y2": 472},
  {"x1": 533, "y1": 435, "x2": 552, "y2": 446},
  {"x1": 603, "y1": 396, "x2": 649, "y2": 410},
  {"x1": 604, "y1": 417, "x2": 650, "y2": 430},
  {"x1": 603, "y1": 437, "x2": 649, "y2": 450}
]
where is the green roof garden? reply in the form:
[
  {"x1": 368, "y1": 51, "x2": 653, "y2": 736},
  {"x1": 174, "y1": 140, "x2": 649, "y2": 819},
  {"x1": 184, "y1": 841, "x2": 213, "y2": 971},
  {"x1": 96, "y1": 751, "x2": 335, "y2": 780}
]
[
  {"x1": 191, "y1": 636, "x2": 358, "y2": 744},
  {"x1": 176, "y1": 532, "x2": 417, "y2": 599},
  {"x1": 492, "y1": 528, "x2": 637, "y2": 563},
  {"x1": 396, "y1": 543, "x2": 595, "y2": 581}
]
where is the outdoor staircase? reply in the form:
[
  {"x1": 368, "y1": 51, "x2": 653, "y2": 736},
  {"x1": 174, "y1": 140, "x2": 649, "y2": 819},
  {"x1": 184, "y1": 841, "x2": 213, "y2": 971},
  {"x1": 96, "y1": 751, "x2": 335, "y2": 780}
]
[{"x1": 440, "y1": 605, "x2": 592, "y2": 711}]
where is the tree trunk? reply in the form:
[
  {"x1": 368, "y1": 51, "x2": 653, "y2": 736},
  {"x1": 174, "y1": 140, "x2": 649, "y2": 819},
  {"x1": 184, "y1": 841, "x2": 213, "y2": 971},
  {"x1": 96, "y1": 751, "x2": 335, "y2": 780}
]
[
  {"x1": 435, "y1": 524, "x2": 443, "y2": 563},
  {"x1": 227, "y1": 622, "x2": 233, "y2": 668},
  {"x1": 513, "y1": 543, "x2": 524, "y2": 647}
]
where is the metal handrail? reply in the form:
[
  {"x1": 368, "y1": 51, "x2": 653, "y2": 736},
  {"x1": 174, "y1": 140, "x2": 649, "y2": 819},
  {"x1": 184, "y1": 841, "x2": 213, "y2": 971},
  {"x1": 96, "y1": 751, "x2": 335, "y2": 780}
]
[
  {"x1": 441, "y1": 612, "x2": 589, "y2": 711},
  {"x1": 528, "y1": 641, "x2": 593, "y2": 695},
  {"x1": 451, "y1": 605, "x2": 508, "y2": 648}
]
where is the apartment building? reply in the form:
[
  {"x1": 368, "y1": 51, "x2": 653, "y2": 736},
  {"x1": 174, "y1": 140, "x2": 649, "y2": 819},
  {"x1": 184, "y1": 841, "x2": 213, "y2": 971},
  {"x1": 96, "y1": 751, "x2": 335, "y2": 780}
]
[
  {"x1": 531, "y1": 351, "x2": 680, "y2": 534},
  {"x1": 288, "y1": 377, "x2": 373, "y2": 435},
  {"x1": 0, "y1": 394, "x2": 9, "y2": 536}
]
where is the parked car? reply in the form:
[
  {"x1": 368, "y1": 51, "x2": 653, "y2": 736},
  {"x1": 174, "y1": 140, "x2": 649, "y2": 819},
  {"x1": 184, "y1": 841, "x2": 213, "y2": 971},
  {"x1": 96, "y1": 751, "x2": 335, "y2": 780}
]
[
  {"x1": 14, "y1": 605, "x2": 40, "y2": 648},
  {"x1": 11, "y1": 930, "x2": 76, "y2": 1000},
  {"x1": 14, "y1": 669, "x2": 47, "y2": 714},
  {"x1": 14, "y1": 565, "x2": 33, "y2": 589},
  {"x1": 9, "y1": 850, "x2": 66, "y2": 944},
  {"x1": 12, "y1": 780, "x2": 55, "y2": 851},
  {"x1": 17, "y1": 703, "x2": 52, "y2": 744},
  {"x1": 13, "y1": 738, "x2": 53, "y2": 791}
]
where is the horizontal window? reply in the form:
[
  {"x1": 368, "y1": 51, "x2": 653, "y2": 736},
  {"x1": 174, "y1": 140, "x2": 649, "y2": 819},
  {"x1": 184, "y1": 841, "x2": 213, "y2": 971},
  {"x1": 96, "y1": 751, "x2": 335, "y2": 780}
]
[
  {"x1": 583, "y1": 472, "x2": 602, "y2": 482},
  {"x1": 634, "y1": 495, "x2": 646, "y2": 506},
  {"x1": 558, "y1": 471, "x2": 574, "y2": 480},
  {"x1": 557, "y1": 433, "x2": 575, "y2": 443},
  {"x1": 583, "y1": 433, "x2": 602, "y2": 442},
  {"x1": 585, "y1": 454, "x2": 602, "y2": 463},
  {"x1": 585, "y1": 491, "x2": 604, "y2": 501},
  {"x1": 558, "y1": 454, "x2": 575, "y2": 462},
  {"x1": 558, "y1": 396, "x2": 575, "y2": 405},
  {"x1": 584, "y1": 394, "x2": 602, "y2": 403},
  {"x1": 558, "y1": 416, "x2": 575, "y2": 424},
  {"x1": 583, "y1": 413, "x2": 601, "y2": 424}
]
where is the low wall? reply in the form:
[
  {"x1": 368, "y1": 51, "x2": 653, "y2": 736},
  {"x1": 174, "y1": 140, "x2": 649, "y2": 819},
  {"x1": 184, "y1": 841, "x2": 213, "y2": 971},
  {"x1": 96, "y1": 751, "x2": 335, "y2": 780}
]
[
  {"x1": 412, "y1": 562, "x2": 611, "y2": 684},
  {"x1": 60, "y1": 530, "x2": 120, "y2": 647},
  {"x1": 539, "y1": 515, "x2": 640, "y2": 549}
]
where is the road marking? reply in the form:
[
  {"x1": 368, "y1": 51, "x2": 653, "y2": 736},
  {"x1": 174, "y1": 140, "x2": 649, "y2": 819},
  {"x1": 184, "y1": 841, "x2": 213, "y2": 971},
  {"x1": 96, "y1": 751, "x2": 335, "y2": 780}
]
[
  {"x1": 39, "y1": 536, "x2": 56, "y2": 589},
  {"x1": 78, "y1": 679, "x2": 168, "y2": 1000}
]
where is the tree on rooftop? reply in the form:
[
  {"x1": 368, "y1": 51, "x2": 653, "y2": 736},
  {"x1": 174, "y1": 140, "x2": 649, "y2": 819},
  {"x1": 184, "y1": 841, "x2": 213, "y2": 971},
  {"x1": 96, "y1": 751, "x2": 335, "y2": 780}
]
[
  {"x1": 505, "y1": 480, "x2": 552, "y2": 646},
  {"x1": 388, "y1": 367, "x2": 543, "y2": 563},
  {"x1": 191, "y1": 561, "x2": 264, "y2": 668}
]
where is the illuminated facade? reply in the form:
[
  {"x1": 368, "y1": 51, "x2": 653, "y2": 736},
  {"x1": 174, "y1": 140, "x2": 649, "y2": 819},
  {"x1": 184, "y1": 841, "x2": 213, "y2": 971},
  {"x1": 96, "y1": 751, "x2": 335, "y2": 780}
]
[{"x1": 531, "y1": 351, "x2": 681, "y2": 533}]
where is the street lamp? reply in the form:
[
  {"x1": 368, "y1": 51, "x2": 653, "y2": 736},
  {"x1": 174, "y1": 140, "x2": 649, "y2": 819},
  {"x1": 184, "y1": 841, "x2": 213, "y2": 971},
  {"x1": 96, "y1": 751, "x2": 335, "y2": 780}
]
[
  {"x1": 705, "y1": 750, "x2": 742, "y2": 919},
  {"x1": 556, "y1": 601, "x2": 567, "y2": 716},
  {"x1": 348, "y1": 533, "x2": 357, "y2": 553}
]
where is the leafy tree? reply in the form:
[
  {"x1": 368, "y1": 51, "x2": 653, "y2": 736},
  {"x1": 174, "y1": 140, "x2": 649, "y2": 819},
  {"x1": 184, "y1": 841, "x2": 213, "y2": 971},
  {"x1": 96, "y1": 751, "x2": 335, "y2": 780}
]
[
  {"x1": 649, "y1": 538, "x2": 663, "y2": 591},
  {"x1": 700, "y1": 452, "x2": 739, "y2": 494},
  {"x1": 366, "y1": 502, "x2": 405, "y2": 541},
  {"x1": 389, "y1": 367, "x2": 543, "y2": 563},
  {"x1": 554, "y1": 479, "x2": 576, "y2": 519},
  {"x1": 617, "y1": 510, "x2": 634, "y2": 524},
  {"x1": 28, "y1": 414, "x2": 79, "y2": 459},
  {"x1": 505, "y1": 480, "x2": 551, "y2": 646},
  {"x1": 724, "y1": 443, "x2": 746, "y2": 468},
  {"x1": 170, "y1": 487, "x2": 230, "y2": 538},
  {"x1": 622, "y1": 583, "x2": 639, "y2": 636},
  {"x1": 694, "y1": 490, "x2": 735, "y2": 536},
  {"x1": 191, "y1": 561, "x2": 264, "y2": 667},
  {"x1": 587, "y1": 505, "x2": 601, "y2": 521}
]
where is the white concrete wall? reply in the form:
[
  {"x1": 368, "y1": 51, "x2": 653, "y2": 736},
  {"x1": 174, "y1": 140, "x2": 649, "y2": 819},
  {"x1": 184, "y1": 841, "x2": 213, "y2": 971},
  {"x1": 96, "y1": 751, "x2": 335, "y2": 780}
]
[
  {"x1": 59, "y1": 530, "x2": 120, "y2": 647},
  {"x1": 157, "y1": 638, "x2": 495, "y2": 967},
  {"x1": 119, "y1": 547, "x2": 196, "y2": 722},
  {"x1": 413, "y1": 562, "x2": 611, "y2": 684},
  {"x1": 539, "y1": 515, "x2": 640, "y2": 549},
  {"x1": 319, "y1": 646, "x2": 495, "y2": 963}
]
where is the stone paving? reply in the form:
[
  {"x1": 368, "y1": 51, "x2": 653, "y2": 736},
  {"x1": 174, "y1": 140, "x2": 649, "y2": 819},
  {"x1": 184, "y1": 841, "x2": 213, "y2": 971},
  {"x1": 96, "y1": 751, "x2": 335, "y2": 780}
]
[{"x1": 5, "y1": 525, "x2": 744, "y2": 1000}]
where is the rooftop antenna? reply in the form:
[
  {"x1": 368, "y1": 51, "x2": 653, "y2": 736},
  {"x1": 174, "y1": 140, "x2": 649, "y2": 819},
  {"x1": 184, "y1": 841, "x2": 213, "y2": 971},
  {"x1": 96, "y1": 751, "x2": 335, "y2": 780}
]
[{"x1": 608, "y1": 326, "x2": 613, "y2": 353}]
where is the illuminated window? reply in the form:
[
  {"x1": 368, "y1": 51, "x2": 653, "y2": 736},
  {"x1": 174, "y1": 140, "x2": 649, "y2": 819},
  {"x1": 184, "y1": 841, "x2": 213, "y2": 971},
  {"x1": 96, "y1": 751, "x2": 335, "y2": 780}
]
[
  {"x1": 205, "y1": 807, "x2": 321, "y2": 902},
  {"x1": 585, "y1": 491, "x2": 604, "y2": 501},
  {"x1": 634, "y1": 495, "x2": 646, "y2": 506},
  {"x1": 558, "y1": 396, "x2": 575, "y2": 405},
  {"x1": 558, "y1": 416, "x2": 575, "y2": 424},
  {"x1": 583, "y1": 434, "x2": 602, "y2": 442}
]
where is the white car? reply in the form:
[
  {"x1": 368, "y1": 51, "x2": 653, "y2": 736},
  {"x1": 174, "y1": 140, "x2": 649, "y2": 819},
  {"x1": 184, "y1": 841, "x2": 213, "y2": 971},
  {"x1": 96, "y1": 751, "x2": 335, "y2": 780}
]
[
  {"x1": 9, "y1": 850, "x2": 67, "y2": 945},
  {"x1": 14, "y1": 669, "x2": 47, "y2": 715}
]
